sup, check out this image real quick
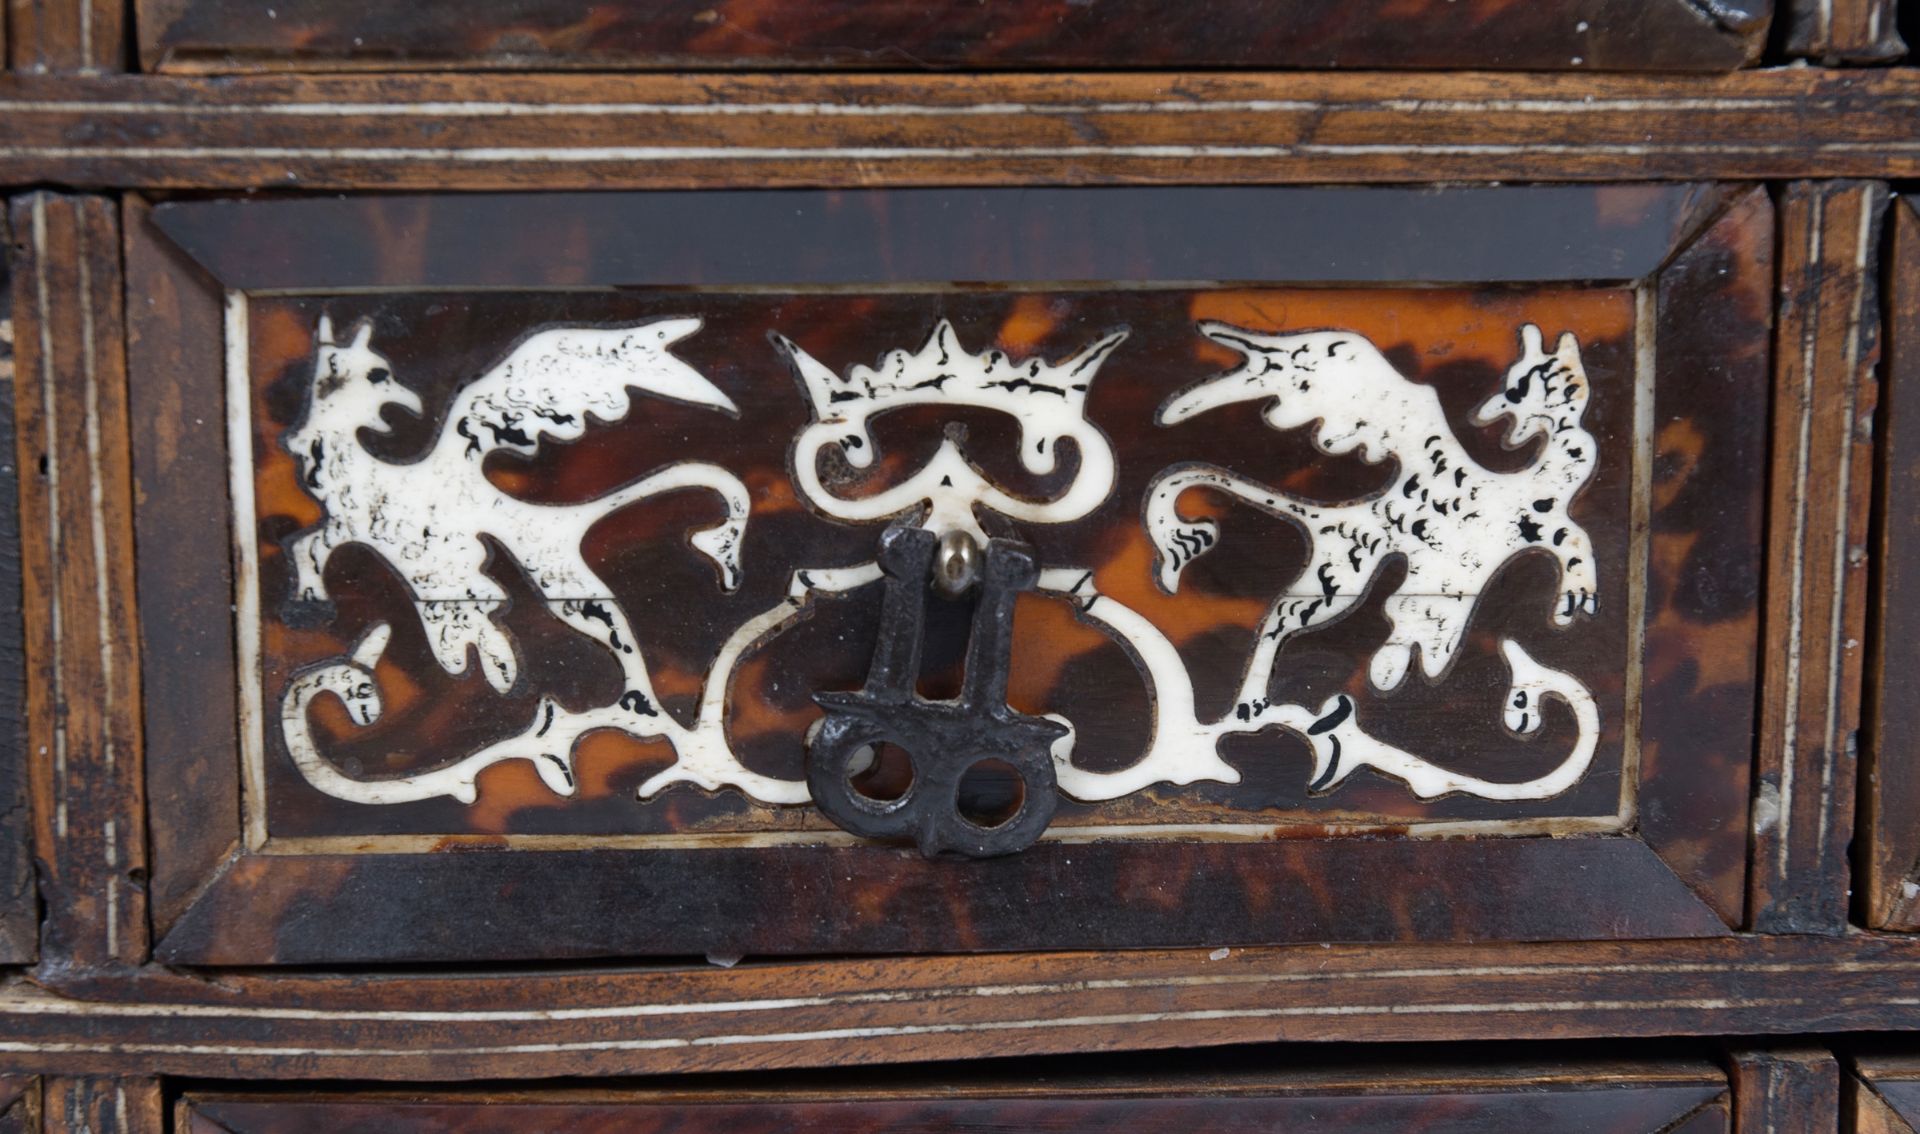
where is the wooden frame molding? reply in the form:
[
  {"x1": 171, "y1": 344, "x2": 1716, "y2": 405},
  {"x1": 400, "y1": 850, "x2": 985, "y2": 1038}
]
[
  {"x1": 122, "y1": 184, "x2": 1768, "y2": 963},
  {"x1": 1750, "y1": 180, "x2": 1887, "y2": 935},
  {"x1": 0, "y1": 69, "x2": 1918, "y2": 190},
  {"x1": 0, "y1": 936, "x2": 1910, "y2": 1080},
  {"x1": 1867, "y1": 197, "x2": 1920, "y2": 931},
  {"x1": 8, "y1": 193, "x2": 148, "y2": 973}
]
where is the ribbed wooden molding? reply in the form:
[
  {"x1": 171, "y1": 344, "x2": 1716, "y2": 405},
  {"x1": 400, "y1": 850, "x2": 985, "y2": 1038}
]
[
  {"x1": 1750, "y1": 180, "x2": 1887, "y2": 934},
  {"x1": 0, "y1": 69, "x2": 1918, "y2": 189},
  {"x1": 8, "y1": 193, "x2": 148, "y2": 974},
  {"x1": 0, "y1": 936, "x2": 1916, "y2": 1080}
]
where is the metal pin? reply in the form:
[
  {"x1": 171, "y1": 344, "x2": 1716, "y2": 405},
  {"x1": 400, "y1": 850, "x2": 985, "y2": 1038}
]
[{"x1": 931, "y1": 530, "x2": 982, "y2": 598}]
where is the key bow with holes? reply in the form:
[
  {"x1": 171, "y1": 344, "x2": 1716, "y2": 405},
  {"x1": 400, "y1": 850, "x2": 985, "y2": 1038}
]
[{"x1": 806, "y1": 525, "x2": 1067, "y2": 858}]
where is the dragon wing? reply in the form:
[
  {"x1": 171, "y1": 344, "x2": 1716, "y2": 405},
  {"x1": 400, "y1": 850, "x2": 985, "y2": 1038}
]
[{"x1": 443, "y1": 317, "x2": 735, "y2": 461}]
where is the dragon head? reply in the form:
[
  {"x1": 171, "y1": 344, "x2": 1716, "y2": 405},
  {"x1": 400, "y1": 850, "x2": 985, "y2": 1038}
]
[
  {"x1": 286, "y1": 316, "x2": 423, "y2": 474},
  {"x1": 1471, "y1": 323, "x2": 1591, "y2": 447}
]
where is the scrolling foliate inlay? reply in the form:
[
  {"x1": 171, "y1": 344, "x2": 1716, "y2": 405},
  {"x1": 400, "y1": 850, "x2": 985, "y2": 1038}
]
[{"x1": 242, "y1": 290, "x2": 1629, "y2": 841}]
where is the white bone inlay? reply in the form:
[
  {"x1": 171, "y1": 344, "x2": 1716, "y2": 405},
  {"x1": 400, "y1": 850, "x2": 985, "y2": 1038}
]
[{"x1": 272, "y1": 313, "x2": 1604, "y2": 811}]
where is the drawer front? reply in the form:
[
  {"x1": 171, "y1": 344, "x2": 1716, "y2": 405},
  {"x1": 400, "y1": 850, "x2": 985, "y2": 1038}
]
[
  {"x1": 180, "y1": 1062, "x2": 1732, "y2": 1134},
  {"x1": 135, "y1": 0, "x2": 1768, "y2": 74},
  {"x1": 123, "y1": 183, "x2": 1781, "y2": 964}
]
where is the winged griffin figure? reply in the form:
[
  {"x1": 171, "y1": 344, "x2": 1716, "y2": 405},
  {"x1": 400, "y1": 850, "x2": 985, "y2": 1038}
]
[{"x1": 277, "y1": 316, "x2": 751, "y2": 804}]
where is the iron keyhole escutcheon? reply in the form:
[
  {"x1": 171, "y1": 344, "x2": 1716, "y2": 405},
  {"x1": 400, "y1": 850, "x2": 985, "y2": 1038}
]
[{"x1": 806, "y1": 525, "x2": 1067, "y2": 858}]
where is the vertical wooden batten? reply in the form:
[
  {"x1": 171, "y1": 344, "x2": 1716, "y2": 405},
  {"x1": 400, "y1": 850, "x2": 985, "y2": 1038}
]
[
  {"x1": 1784, "y1": 0, "x2": 1907, "y2": 62},
  {"x1": 42, "y1": 1077, "x2": 161, "y2": 1134},
  {"x1": 1730, "y1": 1046, "x2": 1841, "y2": 1132},
  {"x1": 9, "y1": 193, "x2": 148, "y2": 974},
  {"x1": 1751, "y1": 180, "x2": 1888, "y2": 934},
  {"x1": 6, "y1": 0, "x2": 124, "y2": 73}
]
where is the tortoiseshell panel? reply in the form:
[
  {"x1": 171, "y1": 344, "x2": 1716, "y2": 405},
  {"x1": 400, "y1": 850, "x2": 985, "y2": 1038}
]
[{"x1": 243, "y1": 285, "x2": 1635, "y2": 842}]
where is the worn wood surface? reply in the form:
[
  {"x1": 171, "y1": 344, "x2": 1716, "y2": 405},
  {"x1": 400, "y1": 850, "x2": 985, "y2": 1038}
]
[
  {"x1": 42, "y1": 1078, "x2": 161, "y2": 1134},
  {"x1": 8, "y1": 194, "x2": 147, "y2": 974},
  {"x1": 0, "y1": 214, "x2": 30, "y2": 967},
  {"x1": 1749, "y1": 181, "x2": 1886, "y2": 935},
  {"x1": 1730, "y1": 1046, "x2": 1839, "y2": 1133},
  {"x1": 135, "y1": 0, "x2": 1769, "y2": 74},
  {"x1": 0, "y1": 936, "x2": 1906, "y2": 1079},
  {"x1": 7, "y1": 0, "x2": 122, "y2": 73},
  {"x1": 177, "y1": 1059, "x2": 1729, "y2": 1133},
  {"x1": 1866, "y1": 196, "x2": 1920, "y2": 932},
  {"x1": 1784, "y1": 0, "x2": 1905, "y2": 61},
  {"x1": 3, "y1": 69, "x2": 1920, "y2": 190}
]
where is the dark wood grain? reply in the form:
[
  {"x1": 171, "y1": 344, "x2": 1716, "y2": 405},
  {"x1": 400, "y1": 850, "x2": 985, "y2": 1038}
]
[
  {"x1": 8, "y1": 194, "x2": 147, "y2": 973},
  {"x1": 121, "y1": 197, "x2": 238, "y2": 942},
  {"x1": 0, "y1": 936, "x2": 1914, "y2": 1079},
  {"x1": 0, "y1": 211, "x2": 30, "y2": 966},
  {"x1": 1730, "y1": 1046, "x2": 1838, "y2": 1133},
  {"x1": 42, "y1": 1078, "x2": 160, "y2": 1134},
  {"x1": 5, "y1": 69, "x2": 1920, "y2": 190},
  {"x1": 134, "y1": 0, "x2": 1768, "y2": 74},
  {"x1": 1784, "y1": 0, "x2": 1905, "y2": 61},
  {"x1": 1749, "y1": 181, "x2": 1887, "y2": 935},
  {"x1": 1866, "y1": 197, "x2": 1920, "y2": 931}
]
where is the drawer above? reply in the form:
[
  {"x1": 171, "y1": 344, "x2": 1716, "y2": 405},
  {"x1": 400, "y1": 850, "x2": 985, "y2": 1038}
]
[
  {"x1": 134, "y1": 0, "x2": 1770, "y2": 73},
  {"x1": 178, "y1": 1057, "x2": 1734, "y2": 1134}
]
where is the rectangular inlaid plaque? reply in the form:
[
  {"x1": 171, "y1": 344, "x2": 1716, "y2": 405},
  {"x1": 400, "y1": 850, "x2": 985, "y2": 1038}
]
[{"x1": 135, "y1": 186, "x2": 1770, "y2": 962}]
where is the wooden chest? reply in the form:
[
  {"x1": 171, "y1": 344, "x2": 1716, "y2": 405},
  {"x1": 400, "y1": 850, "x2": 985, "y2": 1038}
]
[{"x1": 1, "y1": 0, "x2": 1918, "y2": 1129}]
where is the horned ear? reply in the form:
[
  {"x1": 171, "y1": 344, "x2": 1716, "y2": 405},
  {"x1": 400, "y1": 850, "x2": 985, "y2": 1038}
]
[
  {"x1": 317, "y1": 314, "x2": 336, "y2": 346},
  {"x1": 1554, "y1": 331, "x2": 1583, "y2": 366},
  {"x1": 349, "y1": 320, "x2": 375, "y2": 351},
  {"x1": 1519, "y1": 323, "x2": 1545, "y2": 358}
]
